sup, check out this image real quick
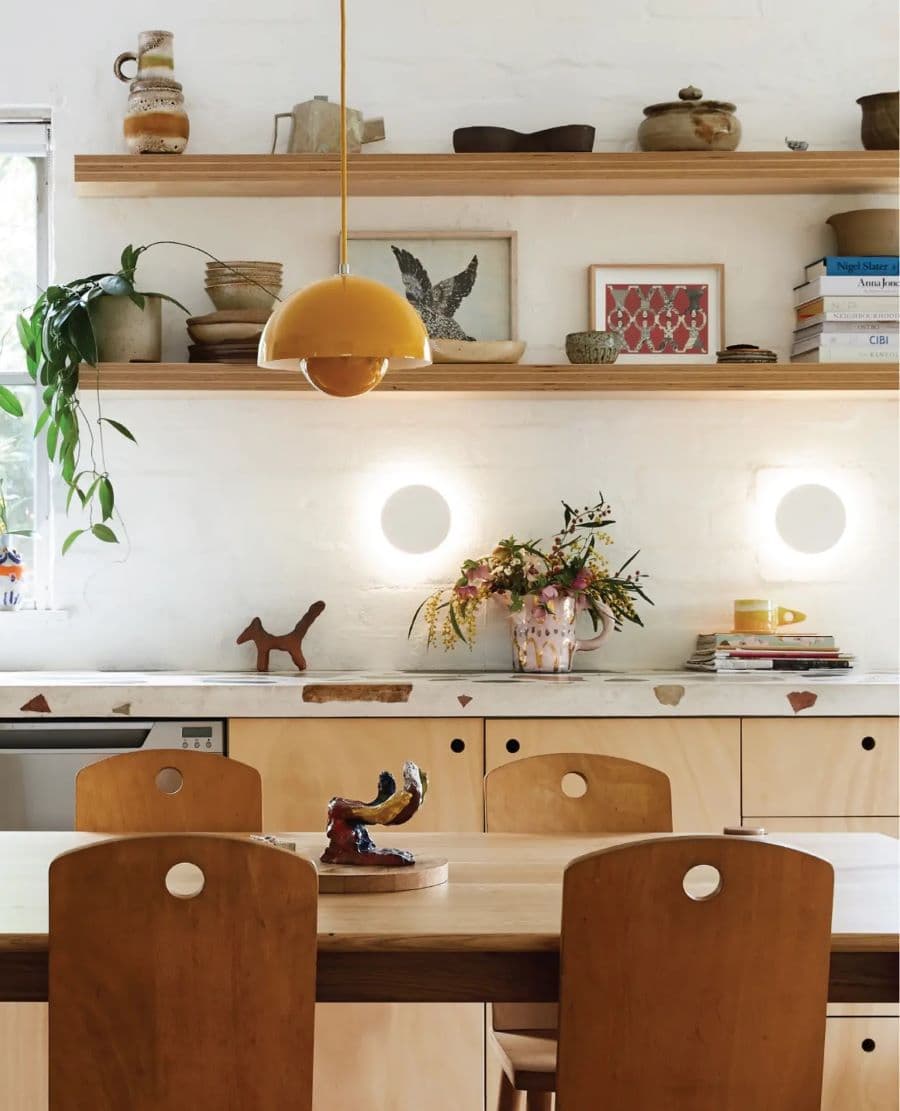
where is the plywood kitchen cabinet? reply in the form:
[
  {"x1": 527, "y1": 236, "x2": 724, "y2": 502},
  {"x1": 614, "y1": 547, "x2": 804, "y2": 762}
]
[
  {"x1": 745, "y1": 816, "x2": 899, "y2": 837},
  {"x1": 0, "y1": 1004, "x2": 47, "y2": 1111},
  {"x1": 485, "y1": 718, "x2": 741, "y2": 831},
  {"x1": 742, "y1": 718, "x2": 899, "y2": 817},
  {"x1": 822, "y1": 1018, "x2": 899, "y2": 1111},
  {"x1": 229, "y1": 718, "x2": 485, "y2": 1111}
]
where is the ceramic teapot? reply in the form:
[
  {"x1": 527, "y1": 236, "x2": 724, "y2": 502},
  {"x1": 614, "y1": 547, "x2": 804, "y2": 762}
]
[
  {"x1": 638, "y1": 85, "x2": 741, "y2": 152},
  {"x1": 271, "y1": 96, "x2": 385, "y2": 154}
]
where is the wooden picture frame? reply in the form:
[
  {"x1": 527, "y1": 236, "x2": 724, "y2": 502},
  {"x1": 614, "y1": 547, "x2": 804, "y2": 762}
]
[
  {"x1": 589, "y1": 263, "x2": 725, "y2": 364},
  {"x1": 348, "y1": 230, "x2": 519, "y2": 340}
]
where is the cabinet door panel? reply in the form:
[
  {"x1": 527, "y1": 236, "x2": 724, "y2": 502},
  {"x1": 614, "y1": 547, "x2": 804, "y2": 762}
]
[
  {"x1": 822, "y1": 1017, "x2": 898, "y2": 1111},
  {"x1": 486, "y1": 719, "x2": 740, "y2": 831},
  {"x1": 0, "y1": 1004, "x2": 47, "y2": 1111},
  {"x1": 742, "y1": 719, "x2": 898, "y2": 817},
  {"x1": 230, "y1": 718, "x2": 486, "y2": 1111},
  {"x1": 229, "y1": 718, "x2": 484, "y2": 832},
  {"x1": 745, "y1": 816, "x2": 899, "y2": 838}
]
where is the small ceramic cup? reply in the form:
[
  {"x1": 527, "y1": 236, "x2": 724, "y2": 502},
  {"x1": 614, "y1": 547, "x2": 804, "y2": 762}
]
[
  {"x1": 565, "y1": 330, "x2": 623, "y2": 364},
  {"x1": 733, "y1": 599, "x2": 807, "y2": 634}
]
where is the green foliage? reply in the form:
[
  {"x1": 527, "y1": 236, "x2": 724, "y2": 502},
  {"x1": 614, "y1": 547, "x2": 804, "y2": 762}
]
[
  {"x1": 0, "y1": 477, "x2": 31, "y2": 537},
  {"x1": 13, "y1": 243, "x2": 187, "y2": 553}
]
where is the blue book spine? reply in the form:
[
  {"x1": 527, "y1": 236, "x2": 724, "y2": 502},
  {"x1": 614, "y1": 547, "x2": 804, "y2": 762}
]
[{"x1": 806, "y1": 256, "x2": 900, "y2": 278}]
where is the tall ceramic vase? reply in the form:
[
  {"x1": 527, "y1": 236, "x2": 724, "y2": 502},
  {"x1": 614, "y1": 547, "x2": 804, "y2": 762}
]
[
  {"x1": 0, "y1": 534, "x2": 25, "y2": 611},
  {"x1": 510, "y1": 595, "x2": 615, "y2": 674}
]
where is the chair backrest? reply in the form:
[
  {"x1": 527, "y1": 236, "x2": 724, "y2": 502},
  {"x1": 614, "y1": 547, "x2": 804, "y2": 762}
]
[
  {"x1": 75, "y1": 749, "x2": 263, "y2": 833},
  {"x1": 49, "y1": 834, "x2": 317, "y2": 1111},
  {"x1": 486, "y1": 752, "x2": 673, "y2": 1032},
  {"x1": 484, "y1": 752, "x2": 673, "y2": 834},
  {"x1": 556, "y1": 836, "x2": 833, "y2": 1111}
]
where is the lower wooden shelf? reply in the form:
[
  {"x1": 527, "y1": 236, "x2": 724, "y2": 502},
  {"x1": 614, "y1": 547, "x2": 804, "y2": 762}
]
[{"x1": 79, "y1": 362, "x2": 898, "y2": 393}]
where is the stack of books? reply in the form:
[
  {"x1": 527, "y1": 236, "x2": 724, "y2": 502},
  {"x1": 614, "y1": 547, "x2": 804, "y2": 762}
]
[
  {"x1": 685, "y1": 632, "x2": 854, "y2": 673},
  {"x1": 791, "y1": 255, "x2": 899, "y2": 363}
]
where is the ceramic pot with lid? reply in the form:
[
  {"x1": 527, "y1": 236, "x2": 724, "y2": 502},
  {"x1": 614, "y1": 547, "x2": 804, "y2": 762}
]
[{"x1": 638, "y1": 85, "x2": 741, "y2": 152}]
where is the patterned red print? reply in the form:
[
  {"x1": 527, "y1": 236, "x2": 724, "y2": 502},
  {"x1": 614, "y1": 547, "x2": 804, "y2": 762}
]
[{"x1": 605, "y1": 283, "x2": 710, "y2": 355}]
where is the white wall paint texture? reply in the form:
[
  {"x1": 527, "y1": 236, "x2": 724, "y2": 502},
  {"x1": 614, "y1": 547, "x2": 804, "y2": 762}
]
[{"x1": 0, "y1": 0, "x2": 897, "y2": 671}]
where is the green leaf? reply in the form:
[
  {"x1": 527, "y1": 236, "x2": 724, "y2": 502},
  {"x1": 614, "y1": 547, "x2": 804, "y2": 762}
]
[
  {"x1": 0, "y1": 386, "x2": 24, "y2": 418},
  {"x1": 407, "y1": 597, "x2": 429, "y2": 640},
  {"x1": 141, "y1": 291, "x2": 191, "y2": 315},
  {"x1": 100, "y1": 417, "x2": 137, "y2": 443},
  {"x1": 62, "y1": 529, "x2": 86, "y2": 555},
  {"x1": 127, "y1": 291, "x2": 145, "y2": 310},
  {"x1": 98, "y1": 477, "x2": 115, "y2": 521},
  {"x1": 91, "y1": 523, "x2": 118, "y2": 543},
  {"x1": 46, "y1": 420, "x2": 58, "y2": 461},
  {"x1": 447, "y1": 604, "x2": 467, "y2": 645},
  {"x1": 67, "y1": 307, "x2": 98, "y2": 365},
  {"x1": 34, "y1": 408, "x2": 51, "y2": 437},
  {"x1": 65, "y1": 482, "x2": 85, "y2": 512},
  {"x1": 98, "y1": 274, "x2": 132, "y2": 298}
]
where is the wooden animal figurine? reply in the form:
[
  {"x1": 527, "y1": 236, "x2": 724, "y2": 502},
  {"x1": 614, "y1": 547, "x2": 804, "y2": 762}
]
[
  {"x1": 321, "y1": 761, "x2": 428, "y2": 867},
  {"x1": 236, "y1": 601, "x2": 326, "y2": 672}
]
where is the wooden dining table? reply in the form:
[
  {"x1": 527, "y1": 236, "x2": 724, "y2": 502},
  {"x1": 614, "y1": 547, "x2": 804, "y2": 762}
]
[{"x1": 1, "y1": 830, "x2": 897, "y2": 1004}]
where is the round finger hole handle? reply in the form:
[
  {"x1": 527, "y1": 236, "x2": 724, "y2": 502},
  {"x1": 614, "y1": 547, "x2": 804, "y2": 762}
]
[
  {"x1": 165, "y1": 862, "x2": 205, "y2": 899},
  {"x1": 683, "y1": 864, "x2": 722, "y2": 901},
  {"x1": 155, "y1": 767, "x2": 184, "y2": 795},
  {"x1": 861, "y1": 736, "x2": 876, "y2": 751}
]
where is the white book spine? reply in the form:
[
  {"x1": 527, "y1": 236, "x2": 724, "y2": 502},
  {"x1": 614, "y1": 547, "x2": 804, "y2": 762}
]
[
  {"x1": 793, "y1": 276, "x2": 900, "y2": 305},
  {"x1": 791, "y1": 346, "x2": 899, "y2": 363}
]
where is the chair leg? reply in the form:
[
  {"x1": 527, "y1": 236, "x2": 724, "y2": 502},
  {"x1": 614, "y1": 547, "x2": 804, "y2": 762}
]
[
  {"x1": 525, "y1": 1094, "x2": 552, "y2": 1111},
  {"x1": 497, "y1": 1072, "x2": 522, "y2": 1111}
]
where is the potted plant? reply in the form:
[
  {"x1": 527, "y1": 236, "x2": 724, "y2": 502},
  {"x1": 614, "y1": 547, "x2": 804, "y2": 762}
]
[
  {"x1": 410, "y1": 493, "x2": 652, "y2": 673},
  {"x1": 0, "y1": 478, "x2": 31, "y2": 610}
]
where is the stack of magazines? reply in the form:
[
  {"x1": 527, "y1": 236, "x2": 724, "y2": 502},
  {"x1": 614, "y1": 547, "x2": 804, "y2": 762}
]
[{"x1": 685, "y1": 632, "x2": 854, "y2": 672}]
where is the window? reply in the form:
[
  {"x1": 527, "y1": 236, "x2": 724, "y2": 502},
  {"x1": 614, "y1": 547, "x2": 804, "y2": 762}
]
[{"x1": 0, "y1": 114, "x2": 51, "y2": 608}]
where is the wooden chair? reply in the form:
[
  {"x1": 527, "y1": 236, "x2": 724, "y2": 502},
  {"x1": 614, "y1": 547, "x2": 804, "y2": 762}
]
[
  {"x1": 75, "y1": 748, "x2": 262, "y2": 833},
  {"x1": 484, "y1": 752, "x2": 673, "y2": 1111},
  {"x1": 556, "y1": 836, "x2": 834, "y2": 1110},
  {"x1": 49, "y1": 833, "x2": 318, "y2": 1110}
]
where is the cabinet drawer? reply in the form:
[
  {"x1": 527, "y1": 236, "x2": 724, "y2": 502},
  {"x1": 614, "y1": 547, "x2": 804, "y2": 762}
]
[
  {"x1": 742, "y1": 719, "x2": 898, "y2": 817},
  {"x1": 229, "y1": 718, "x2": 485, "y2": 832},
  {"x1": 822, "y1": 1017, "x2": 898, "y2": 1111},
  {"x1": 486, "y1": 719, "x2": 740, "y2": 831},
  {"x1": 744, "y1": 816, "x2": 899, "y2": 838}
]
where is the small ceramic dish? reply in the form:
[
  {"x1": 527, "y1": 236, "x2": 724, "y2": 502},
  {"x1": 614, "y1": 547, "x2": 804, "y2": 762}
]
[
  {"x1": 430, "y1": 339, "x2": 526, "y2": 364},
  {"x1": 565, "y1": 331, "x2": 623, "y2": 364},
  {"x1": 188, "y1": 321, "x2": 267, "y2": 343},
  {"x1": 206, "y1": 284, "x2": 280, "y2": 312},
  {"x1": 205, "y1": 260, "x2": 283, "y2": 272}
]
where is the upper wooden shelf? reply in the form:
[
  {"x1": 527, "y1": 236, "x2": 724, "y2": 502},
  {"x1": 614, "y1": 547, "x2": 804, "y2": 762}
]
[
  {"x1": 73, "y1": 151, "x2": 899, "y2": 198},
  {"x1": 79, "y1": 362, "x2": 898, "y2": 393}
]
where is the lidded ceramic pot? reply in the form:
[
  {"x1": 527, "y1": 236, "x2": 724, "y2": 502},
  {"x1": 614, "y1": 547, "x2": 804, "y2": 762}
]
[
  {"x1": 638, "y1": 85, "x2": 741, "y2": 152},
  {"x1": 114, "y1": 31, "x2": 189, "y2": 154}
]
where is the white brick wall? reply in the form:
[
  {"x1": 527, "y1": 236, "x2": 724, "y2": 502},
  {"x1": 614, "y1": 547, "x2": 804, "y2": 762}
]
[{"x1": 0, "y1": 0, "x2": 896, "y2": 671}]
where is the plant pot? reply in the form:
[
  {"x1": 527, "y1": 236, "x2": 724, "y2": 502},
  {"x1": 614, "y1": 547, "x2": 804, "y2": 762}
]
[
  {"x1": 90, "y1": 294, "x2": 162, "y2": 362},
  {"x1": 857, "y1": 91, "x2": 899, "y2": 150},
  {"x1": 0, "y1": 534, "x2": 25, "y2": 611},
  {"x1": 826, "y1": 209, "x2": 899, "y2": 257},
  {"x1": 509, "y1": 595, "x2": 615, "y2": 674}
]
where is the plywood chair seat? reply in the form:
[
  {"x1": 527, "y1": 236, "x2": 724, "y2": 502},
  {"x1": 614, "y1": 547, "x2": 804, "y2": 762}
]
[{"x1": 491, "y1": 1029, "x2": 557, "y2": 1092}]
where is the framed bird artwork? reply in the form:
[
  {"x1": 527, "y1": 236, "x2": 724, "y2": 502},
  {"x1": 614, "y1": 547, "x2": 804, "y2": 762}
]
[{"x1": 347, "y1": 230, "x2": 518, "y2": 342}]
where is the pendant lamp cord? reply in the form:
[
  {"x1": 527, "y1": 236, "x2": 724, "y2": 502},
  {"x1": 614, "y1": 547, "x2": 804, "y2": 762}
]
[{"x1": 339, "y1": 0, "x2": 349, "y2": 273}]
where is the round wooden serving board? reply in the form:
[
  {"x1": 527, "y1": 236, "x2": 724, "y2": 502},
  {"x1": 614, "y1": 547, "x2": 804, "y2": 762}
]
[{"x1": 317, "y1": 856, "x2": 449, "y2": 894}]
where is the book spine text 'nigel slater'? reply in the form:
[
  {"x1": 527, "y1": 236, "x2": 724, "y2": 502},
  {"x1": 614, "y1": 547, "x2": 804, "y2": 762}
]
[{"x1": 804, "y1": 256, "x2": 900, "y2": 280}]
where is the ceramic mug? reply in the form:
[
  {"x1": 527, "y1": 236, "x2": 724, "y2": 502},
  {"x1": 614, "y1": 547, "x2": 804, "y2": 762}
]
[
  {"x1": 733, "y1": 599, "x2": 807, "y2": 634},
  {"x1": 510, "y1": 595, "x2": 615, "y2": 674}
]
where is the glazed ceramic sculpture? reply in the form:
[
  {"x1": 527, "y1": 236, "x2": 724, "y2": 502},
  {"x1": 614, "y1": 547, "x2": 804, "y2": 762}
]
[
  {"x1": 565, "y1": 330, "x2": 623, "y2": 364},
  {"x1": 321, "y1": 761, "x2": 428, "y2": 867},
  {"x1": 857, "y1": 91, "x2": 899, "y2": 150},
  {"x1": 236, "y1": 602, "x2": 326, "y2": 672},
  {"x1": 638, "y1": 85, "x2": 741, "y2": 152},
  {"x1": 114, "y1": 31, "x2": 189, "y2": 153},
  {"x1": 0, "y1": 535, "x2": 25, "y2": 611}
]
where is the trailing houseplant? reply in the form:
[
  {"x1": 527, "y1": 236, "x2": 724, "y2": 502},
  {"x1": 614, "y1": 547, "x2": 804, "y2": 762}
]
[{"x1": 409, "y1": 493, "x2": 653, "y2": 673}]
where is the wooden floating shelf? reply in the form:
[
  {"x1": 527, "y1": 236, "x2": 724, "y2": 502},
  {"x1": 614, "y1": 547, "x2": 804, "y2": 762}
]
[
  {"x1": 73, "y1": 152, "x2": 899, "y2": 198},
  {"x1": 80, "y1": 362, "x2": 899, "y2": 393}
]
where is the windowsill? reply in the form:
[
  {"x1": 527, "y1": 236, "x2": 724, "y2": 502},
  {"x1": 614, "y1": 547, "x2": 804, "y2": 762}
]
[{"x1": 0, "y1": 608, "x2": 68, "y2": 623}]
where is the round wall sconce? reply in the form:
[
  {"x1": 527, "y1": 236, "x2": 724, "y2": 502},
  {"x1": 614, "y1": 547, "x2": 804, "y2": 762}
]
[
  {"x1": 774, "y1": 483, "x2": 847, "y2": 554},
  {"x1": 380, "y1": 484, "x2": 452, "y2": 554}
]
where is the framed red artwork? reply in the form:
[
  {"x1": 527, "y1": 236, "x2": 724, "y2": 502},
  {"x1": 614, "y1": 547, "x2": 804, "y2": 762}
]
[{"x1": 589, "y1": 264, "x2": 725, "y2": 364}]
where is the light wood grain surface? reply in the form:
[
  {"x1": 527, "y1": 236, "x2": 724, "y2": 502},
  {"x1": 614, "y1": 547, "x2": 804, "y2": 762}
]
[
  {"x1": 73, "y1": 152, "x2": 899, "y2": 197},
  {"x1": 2, "y1": 831, "x2": 896, "y2": 955}
]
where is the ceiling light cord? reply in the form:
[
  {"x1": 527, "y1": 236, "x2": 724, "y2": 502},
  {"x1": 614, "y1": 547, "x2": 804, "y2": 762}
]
[{"x1": 340, "y1": 0, "x2": 348, "y2": 272}]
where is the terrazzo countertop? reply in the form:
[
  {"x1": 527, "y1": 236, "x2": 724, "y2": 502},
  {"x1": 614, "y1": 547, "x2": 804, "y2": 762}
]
[{"x1": 0, "y1": 670, "x2": 896, "y2": 719}]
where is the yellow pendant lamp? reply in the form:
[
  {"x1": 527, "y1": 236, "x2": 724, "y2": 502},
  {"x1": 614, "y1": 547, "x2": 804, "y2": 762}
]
[{"x1": 258, "y1": 0, "x2": 431, "y2": 396}]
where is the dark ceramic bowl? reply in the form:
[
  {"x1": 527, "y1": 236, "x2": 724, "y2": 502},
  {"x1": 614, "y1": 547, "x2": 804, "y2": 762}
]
[{"x1": 453, "y1": 125, "x2": 596, "y2": 153}]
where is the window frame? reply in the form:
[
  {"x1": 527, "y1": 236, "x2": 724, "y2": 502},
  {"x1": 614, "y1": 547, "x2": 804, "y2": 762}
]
[{"x1": 0, "y1": 113, "x2": 53, "y2": 609}]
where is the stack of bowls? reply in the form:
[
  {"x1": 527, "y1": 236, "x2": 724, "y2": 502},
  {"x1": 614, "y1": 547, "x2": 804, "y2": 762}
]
[
  {"x1": 186, "y1": 309, "x2": 273, "y2": 364},
  {"x1": 205, "y1": 260, "x2": 283, "y2": 312}
]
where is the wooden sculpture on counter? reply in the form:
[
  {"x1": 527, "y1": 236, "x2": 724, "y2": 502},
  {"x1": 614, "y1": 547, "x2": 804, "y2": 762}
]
[
  {"x1": 236, "y1": 601, "x2": 325, "y2": 672},
  {"x1": 321, "y1": 761, "x2": 428, "y2": 867}
]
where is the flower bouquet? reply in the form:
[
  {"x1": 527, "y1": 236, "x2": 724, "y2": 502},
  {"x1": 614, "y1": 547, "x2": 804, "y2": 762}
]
[{"x1": 409, "y1": 494, "x2": 652, "y2": 673}]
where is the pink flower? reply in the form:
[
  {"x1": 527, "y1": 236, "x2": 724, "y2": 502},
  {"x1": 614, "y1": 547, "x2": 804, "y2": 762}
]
[
  {"x1": 466, "y1": 563, "x2": 491, "y2": 585},
  {"x1": 539, "y1": 585, "x2": 558, "y2": 607},
  {"x1": 455, "y1": 584, "x2": 478, "y2": 600},
  {"x1": 571, "y1": 570, "x2": 591, "y2": 591}
]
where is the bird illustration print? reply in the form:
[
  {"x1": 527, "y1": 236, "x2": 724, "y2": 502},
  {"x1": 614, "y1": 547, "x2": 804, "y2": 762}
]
[{"x1": 391, "y1": 246, "x2": 479, "y2": 340}]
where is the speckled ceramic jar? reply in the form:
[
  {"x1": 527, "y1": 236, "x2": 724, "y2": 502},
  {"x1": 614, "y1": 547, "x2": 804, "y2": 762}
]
[
  {"x1": 115, "y1": 32, "x2": 189, "y2": 154},
  {"x1": 565, "y1": 330, "x2": 623, "y2": 364},
  {"x1": 639, "y1": 85, "x2": 741, "y2": 152}
]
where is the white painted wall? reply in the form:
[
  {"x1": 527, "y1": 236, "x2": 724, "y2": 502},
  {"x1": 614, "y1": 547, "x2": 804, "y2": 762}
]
[{"x1": 1, "y1": 0, "x2": 897, "y2": 672}]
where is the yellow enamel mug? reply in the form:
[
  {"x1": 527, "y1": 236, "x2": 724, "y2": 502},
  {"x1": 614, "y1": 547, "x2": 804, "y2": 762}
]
[{"x1": 733, "y1": 599, "x2": 807, "y2": 633}]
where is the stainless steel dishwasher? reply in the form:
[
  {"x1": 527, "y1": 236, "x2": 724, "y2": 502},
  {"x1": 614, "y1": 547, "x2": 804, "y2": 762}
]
[{"x1": 0, "y1": 720, "x2": 225, "y2": 830}]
